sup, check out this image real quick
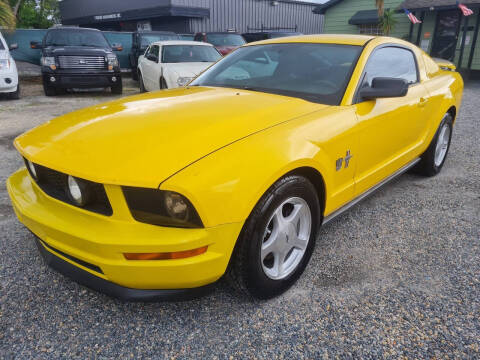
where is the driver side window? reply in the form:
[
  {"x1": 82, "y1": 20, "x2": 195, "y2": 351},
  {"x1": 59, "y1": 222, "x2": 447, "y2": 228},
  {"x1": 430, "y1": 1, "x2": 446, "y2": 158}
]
[{"x1": 363, "y1": 46, "x2": 419, "y2": 87}]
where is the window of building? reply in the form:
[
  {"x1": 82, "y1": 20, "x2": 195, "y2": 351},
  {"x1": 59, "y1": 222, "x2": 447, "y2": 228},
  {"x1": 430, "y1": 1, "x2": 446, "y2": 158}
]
[{"x1": 358, "y1": 24, "x2": 383, "y2": 36}]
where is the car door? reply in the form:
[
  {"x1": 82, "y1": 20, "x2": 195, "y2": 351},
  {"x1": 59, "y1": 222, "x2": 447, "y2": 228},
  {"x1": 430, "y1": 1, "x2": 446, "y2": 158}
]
[
  {"x1": 143, "y1": 45, "x2": 160, "y2": 91},
  {"x1": 353, "y1": 45, "x2": 430, "y2": 196}
]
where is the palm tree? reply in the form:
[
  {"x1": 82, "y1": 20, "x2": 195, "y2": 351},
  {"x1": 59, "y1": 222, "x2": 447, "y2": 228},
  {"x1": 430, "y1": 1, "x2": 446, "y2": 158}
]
[
  {"x1": 0, "y1": 0, "x2": 15, "y2": 29},
  {"x1": 375, "y1": 0, "x2": 384, "y2": 17},
  {"x1": 380, "y1": 9, "x2": 397, "y2": 35}
]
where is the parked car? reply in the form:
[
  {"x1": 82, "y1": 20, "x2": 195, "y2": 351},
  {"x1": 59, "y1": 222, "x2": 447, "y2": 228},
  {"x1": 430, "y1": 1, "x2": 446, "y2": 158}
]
[
  {"x1": 30, "y1": 27, "x2": 123, "y2": 96},
  {"x1": 0, "y1": 32, "x2": 20, "y2": 100},
  {"x1": 137, "y1": 40, "x2": 221, "y2": 91},
  {"x1": 178, "y1": 34, "x2": 195, "y2": 41},
  {"x1": 8, "y1": 35, "x2": 463, "y2": 301},
  {"x1": 130, "y1": 31, "x2": 180, "y2": 80},
  {"x1": 242, "y1": 31, "x2": 303, "y2": 43},
  {"x1": 194, "y1": 32, "x2": 246, "y2": 55}
]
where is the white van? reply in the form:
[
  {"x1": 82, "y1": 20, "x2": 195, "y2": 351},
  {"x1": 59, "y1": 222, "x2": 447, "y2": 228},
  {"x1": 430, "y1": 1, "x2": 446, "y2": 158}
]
[{"x1": 0, "y1": 32, "x2": 19, "y2": 99}]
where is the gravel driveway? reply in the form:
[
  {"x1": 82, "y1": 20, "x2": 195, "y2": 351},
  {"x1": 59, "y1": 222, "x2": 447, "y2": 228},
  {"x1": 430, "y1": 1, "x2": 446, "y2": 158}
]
[{"x1": 0, "y1": 80, "x2": 479, "y2": 359}]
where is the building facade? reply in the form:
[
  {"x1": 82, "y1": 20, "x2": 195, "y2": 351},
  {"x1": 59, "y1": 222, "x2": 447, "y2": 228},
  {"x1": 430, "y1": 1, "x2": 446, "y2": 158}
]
[
  {"x1": 59, "y1": 0, "x2": 324, "y2": 35},
  {"x1": 315, "y1": 0, "x2": 480, "y2": 73}
]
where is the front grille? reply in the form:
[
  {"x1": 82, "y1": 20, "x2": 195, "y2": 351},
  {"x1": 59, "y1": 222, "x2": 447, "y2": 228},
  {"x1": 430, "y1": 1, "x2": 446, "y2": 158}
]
[
  {"x1": 28, "y1": 161, "x2": 113, "y2": 216},
  {"x1": 58, "y1": 56, "x2": 106, "y2": 70}
]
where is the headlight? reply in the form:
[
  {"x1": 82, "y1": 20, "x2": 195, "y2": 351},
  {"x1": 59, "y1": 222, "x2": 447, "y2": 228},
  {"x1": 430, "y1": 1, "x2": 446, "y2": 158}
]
[
  {"x1": 41, "y1": 56, "x2": 56, "y2": 70},
  {"x1": 122, "y1": 187, "x2": 203, "y2": 228},
  {"x1": 67, "y1": 175, "x2": 94, "y2": 207},
  {"x1": 177, "y1": 77, "x2": 193, "y2": 87},
  {"x1": 0, "y1": 59, "x2": 10, "y2": 71},
  {"x1": 24, "y1": 159, "x2": 38, "y2": 180},
  {"x1": 106, "y1": 54, "x2": 119, "y2": 70}
]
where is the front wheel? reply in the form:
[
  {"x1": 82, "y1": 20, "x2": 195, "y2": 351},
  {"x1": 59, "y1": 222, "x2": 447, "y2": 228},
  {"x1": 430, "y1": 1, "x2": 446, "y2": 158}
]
[
  {"x1": 8, "y1": 83, "x2": 20, "y2": 100},
  {"x1": 415, "y1": 113, "x2": 453, "y2": 176},
  {"x1": 111, "y1": 79, "x2": 123, "y2": 95},
  {"x1": 227, "y1": 175, "x2": 320, "y2": 299},
  {"x1": 43, "y1": 81, "x2": 57, "y2": 96},
  {"x1": 160, "y1": 77, "x2": 168, "y2": 90}
]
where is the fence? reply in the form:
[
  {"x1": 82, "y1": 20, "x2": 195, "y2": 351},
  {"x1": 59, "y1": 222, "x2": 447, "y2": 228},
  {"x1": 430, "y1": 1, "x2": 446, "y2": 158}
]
[{"x1": 1, "y1": 29, "x2": 134, "y2": 70}]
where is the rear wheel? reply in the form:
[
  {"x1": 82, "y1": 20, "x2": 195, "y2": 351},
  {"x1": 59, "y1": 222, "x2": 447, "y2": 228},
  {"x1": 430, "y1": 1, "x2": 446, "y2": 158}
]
[
  {"x1": 139, "y1": 72, "x2": 146, "y2": 93},
  {"x1": 160, "y1": 77, "x2": 168, "y2": 90},
  {"x1": 227, "y1": 175, "x2": 320, "y2": 299},
  {"x1": 415, "y1": 113, "x2": 453, "y2": 176}
]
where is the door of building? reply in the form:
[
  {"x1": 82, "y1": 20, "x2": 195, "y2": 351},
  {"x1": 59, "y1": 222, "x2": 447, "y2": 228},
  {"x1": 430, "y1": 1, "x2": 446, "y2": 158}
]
[{"x1": 431, "y1": 10, "x2": 462, "y2": 61}]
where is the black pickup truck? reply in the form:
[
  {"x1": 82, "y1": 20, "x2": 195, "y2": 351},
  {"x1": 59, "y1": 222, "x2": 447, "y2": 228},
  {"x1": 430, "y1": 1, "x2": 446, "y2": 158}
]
[
  {"x1": 129, "y1": 31, "x2": 179, "y2": 80},
  {"x1": 31, "y1": 27, "x2": 123, "y2": 96}
]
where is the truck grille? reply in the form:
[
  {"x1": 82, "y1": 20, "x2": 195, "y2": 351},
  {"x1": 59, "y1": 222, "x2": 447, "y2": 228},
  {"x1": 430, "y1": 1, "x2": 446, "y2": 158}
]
[{"x1": 58, "y1": 56, "x2": 106, "y2": 70}]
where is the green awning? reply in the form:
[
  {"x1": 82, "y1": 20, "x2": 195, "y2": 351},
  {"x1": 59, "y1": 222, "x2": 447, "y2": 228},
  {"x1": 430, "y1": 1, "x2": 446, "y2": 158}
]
[{"x1": 348, "y1": 10, "x2": 380, "y2": 25}]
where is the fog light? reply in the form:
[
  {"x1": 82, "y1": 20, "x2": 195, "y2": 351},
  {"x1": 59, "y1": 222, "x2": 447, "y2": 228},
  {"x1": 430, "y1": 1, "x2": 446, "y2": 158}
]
[
  {"x1": 5, "y1": 78, "x2": 12, "y2": 84},
  {"x1": 67, "y1": 175, "x2": 93, "y2": 207},
  {"x1": 165, "y1": 192, "x2": 189, "y2": 221},
  {"x1": 124, "y1": 246, "x2": 208, "y2": 260},
  {"x1": 111, "y1": 76, "x2": 117, "y2": 82},
  {"x1": 50, "y1": 76, "x2": 56, "y2": 83},
  {"x1": 25, "y1": 159, "x2": 37, "y2": 180}
]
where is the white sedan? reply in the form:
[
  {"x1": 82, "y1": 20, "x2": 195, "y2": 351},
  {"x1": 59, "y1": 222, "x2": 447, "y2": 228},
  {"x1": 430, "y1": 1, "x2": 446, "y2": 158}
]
[
  {"x1": 0, "y1": 32, "x2": 19, "y2": 99},
  {"x1": 137, "y1": 41, "x2": 222, "y2": 92}
]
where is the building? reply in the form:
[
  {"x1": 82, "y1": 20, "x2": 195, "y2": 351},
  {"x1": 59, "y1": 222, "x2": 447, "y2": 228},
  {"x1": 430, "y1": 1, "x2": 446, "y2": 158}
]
[
  {"x1": 315, "y1": 0, "x2": 480, "y2": 74},
  {"x1": 59, "y1": 0, "x2": 324, "y2": 34}
]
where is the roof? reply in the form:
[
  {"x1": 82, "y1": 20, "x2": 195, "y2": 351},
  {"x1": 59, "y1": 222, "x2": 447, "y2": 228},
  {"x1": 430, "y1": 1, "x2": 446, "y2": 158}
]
[
  {"x1": 248, "y1": 34, "x2": 374, "y2": 46},
  {"x1": 150, "y1": 40, "x2": 213, "y2": 46},
  {"x1": 399, "y1": 0, "x2": 480, "y2": 10},
  {"x1": 349, "y1": 10, "x2": 379, "y2": 25}
]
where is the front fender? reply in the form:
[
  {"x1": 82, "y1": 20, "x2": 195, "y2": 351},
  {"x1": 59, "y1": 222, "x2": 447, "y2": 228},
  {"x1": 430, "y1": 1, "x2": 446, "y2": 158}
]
[{"x1": 160, "y1": 119, "x2": 334, "y2": 228}]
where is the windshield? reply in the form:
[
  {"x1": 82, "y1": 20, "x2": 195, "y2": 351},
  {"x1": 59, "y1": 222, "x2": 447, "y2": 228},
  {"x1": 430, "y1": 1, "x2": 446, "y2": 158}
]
[
  {"x1": 191, "y1": 43, "x2": 362, "y2": 105},
  {"x1": 206, "y1": 34, "x2": 246, "y2": 47},
  {"x1": 140, "y1": 34, "x2": 179, "y2": 48},
  {"x1": 179, "y1": 34, "x2": 194, "y2": 41},
  {"x1": 162, "y1": 45, "x2": 222, "y2": 63},
  {"x1": 45, "y1": 29, "x2": 110, "y2": 48}
]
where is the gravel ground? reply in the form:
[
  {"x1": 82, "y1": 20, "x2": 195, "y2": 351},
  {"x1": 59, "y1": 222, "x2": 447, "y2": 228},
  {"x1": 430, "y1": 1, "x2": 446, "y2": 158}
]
[{"x1": 0, "y1": 80, "x2": 479, "y2": 359}]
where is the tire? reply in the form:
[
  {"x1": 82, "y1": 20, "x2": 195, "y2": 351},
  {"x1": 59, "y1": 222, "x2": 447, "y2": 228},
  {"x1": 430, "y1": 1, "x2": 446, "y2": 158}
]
[
  {"x1": 111, "y1": 79, "x2": 123, "y2": 95},
  {"x1": 227, "y1": 175, "x2": 321, "y2": 299},
  {"x1": 139, "y1": 73, "x2": 146, "y2": 93},
  {"x1": 132, "y1": 70, "x2": 139, "y2": 81},
  {"x1": 160, "y1": 77, "x2": 168, "y2": 90},
  {"x1": 8, "y1": 83, "x2": 20, "y2": 100},
  {"x1": 43, "y1": 81, "x2": 57, "y2": 97},
  {"x1": 415, "y1": 113, "x2": 453, "y2": 177}
]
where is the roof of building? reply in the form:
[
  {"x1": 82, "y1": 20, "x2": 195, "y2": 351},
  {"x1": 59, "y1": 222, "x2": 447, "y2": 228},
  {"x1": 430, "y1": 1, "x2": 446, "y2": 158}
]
[
  {"x1": 314, "y1": 0, "x2": 480, "y2": 14},
  {"x1": 248, "y1": 34, "x2": 375, "y2": 46}
]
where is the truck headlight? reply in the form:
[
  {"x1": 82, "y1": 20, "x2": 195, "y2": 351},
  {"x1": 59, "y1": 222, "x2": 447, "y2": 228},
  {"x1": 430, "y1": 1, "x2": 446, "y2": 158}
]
[
  {"x1": 177, "y1": 77, "x2": 193, "y2": 87},
  {"x1": 0, "y1": 59, "x2": 10, "y2": 71},
  {"x1": 122, "y1": 187, "x2": 203, "y2": 228},
  {"x1": 41, "y1": 56, "x2": 56, "y2": 70},
  {"x1": 106, "y1": 54, "x2": 119, "y2": 70}
]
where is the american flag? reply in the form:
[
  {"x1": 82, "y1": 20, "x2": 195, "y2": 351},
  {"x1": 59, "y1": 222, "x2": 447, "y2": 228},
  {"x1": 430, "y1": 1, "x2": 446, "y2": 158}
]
[
  {"x1": 404, "y1": 9, "x2": 422, "y2": 24},
  {"x1": 457, "y1": 1, "x2": 474, "y2": 16}
]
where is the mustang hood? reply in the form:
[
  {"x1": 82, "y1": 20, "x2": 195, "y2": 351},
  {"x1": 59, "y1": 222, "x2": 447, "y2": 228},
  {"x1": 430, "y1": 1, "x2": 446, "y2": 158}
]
[{"x1": 15, "y1": 87, "x2": 324, "y2": 188}]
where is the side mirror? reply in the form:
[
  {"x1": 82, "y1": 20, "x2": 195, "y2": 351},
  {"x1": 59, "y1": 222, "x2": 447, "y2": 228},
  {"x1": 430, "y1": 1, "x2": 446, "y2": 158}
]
[
  {"x1": 9, "y1": 43, "x2": 18, "y2": 51},
  {"x1": 359, "y1": 77, "x2": 409, "y2": 100},
  {"x1": 146, "y1": 53, "x2": 158, "y2": 63},
  {"x1": 112, "y1": 43, "x2": 123, "y2": 52},
  {"x1": 30, "y1": 41, "x2": 43, "y2": 49}
]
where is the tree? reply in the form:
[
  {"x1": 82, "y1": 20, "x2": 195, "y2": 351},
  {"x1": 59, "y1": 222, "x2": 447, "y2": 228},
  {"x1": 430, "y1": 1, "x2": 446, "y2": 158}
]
[
  {"x1": 0, "y1": 0, "x2": 16, "y2": 29},
  {"x1": 375, "y1": 0, "x2": 384, "y2": 17},
  {"x1": 380, "y1": 9, "x2": 397, "y2": 36},
  {"x1": 13, "y1": 0, "x2": 60, "y2": 29}
]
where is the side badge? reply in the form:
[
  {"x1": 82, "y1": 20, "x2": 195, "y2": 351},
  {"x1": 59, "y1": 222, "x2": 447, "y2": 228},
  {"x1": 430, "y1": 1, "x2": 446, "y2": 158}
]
[{"x1": 336, "y1": 150, "x2": 353, "y2": 171}]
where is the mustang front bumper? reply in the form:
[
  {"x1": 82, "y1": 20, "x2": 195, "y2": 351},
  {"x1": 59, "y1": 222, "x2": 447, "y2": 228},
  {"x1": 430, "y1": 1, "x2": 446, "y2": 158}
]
[{"x1": 7, "y1": 168, "x2": 243, "y2": 300}]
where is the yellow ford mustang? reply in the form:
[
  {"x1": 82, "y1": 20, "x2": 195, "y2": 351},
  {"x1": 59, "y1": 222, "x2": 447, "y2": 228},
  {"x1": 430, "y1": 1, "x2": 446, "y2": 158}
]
[{"x1": 7, "y1": 35, "x2": 463, "y2": 300}]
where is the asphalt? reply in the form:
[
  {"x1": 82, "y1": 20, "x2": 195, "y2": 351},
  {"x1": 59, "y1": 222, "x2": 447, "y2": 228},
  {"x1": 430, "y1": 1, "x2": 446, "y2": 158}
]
[{"x1": 0, "y1": 80, "x2": 479, "y2": 359}]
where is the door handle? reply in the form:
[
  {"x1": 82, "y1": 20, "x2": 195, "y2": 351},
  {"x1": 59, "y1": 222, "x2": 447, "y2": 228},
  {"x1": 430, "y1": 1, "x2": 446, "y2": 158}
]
[{"x1": 419, "y1": 97, "x2": 428, "y2": 107}]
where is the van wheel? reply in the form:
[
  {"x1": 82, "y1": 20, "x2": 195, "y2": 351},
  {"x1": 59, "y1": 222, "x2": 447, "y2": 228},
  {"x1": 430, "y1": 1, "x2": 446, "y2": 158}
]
[
  {"x1": 9, "y1": 84, "x2": 20, "y2": 100},
  {"x1": 415, "y1": 113, "x2": 453, "y2": 177},
  {"x1": 227, "y1": 175, "x2": 320, "y2": 299},
  {"x1": 43, "y1": 82, "x2": 57, "y2": 96}
]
